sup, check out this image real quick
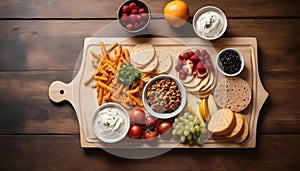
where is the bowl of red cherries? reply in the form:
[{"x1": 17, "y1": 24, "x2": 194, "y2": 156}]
[{"x1": 118, "y1": 0, "x2": 151, "y2": 33}]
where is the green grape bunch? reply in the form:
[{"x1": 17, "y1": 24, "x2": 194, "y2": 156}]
[{"x1": 172, "y1": 112, "x2": 207, "y2": 145}]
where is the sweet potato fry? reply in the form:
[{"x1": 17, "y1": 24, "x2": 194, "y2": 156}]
[
  {"x1": 96, "y1": 81, "x2": 112, "y2": 92},
  {"x1": 103, "y1": 91, "x2": 111, "y2": 101},
  {"x1": 112, "y1": 84, "x2": 123, "y2": 97},
  {"x1": 123, "y1": 49, "x2": 130, "y2": 62},
  {"x1": 128, "y1": 86, "x2": 140, "y2": 94},
  {"x1": 94, "y1": 76, "x2": 108, "y2": 81},
  {"x1": 84, "y1": 42, "x2": 150, "y2": 108},
  {"x1": 107, "y1": 42, "x2": 118, "y2": 53},
  {"x1": 128, "y1": 93, "x2": 143, "y2": 107},
  {"x1": 84, "y1": 73, "x2": 96, "y2": 85},
  {"x1": 97, "y1": 88, "x2": 103, "y2": 105},
  {"x1": 100, "y1": 42, "x2": 107, "y2": 56},
  {"x1": 111, "y1": 96, "x2": 121, "y2": 103},
  {"x1": 90, "y1": 50, "x2": 98, "y2": 59}
]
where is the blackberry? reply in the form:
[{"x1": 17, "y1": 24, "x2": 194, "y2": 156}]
[{"x1": 219, "y1": 50, "x2": 241, "y2": 74}]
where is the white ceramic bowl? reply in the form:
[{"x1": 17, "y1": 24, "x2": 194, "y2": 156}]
[
  {"x1": 117, "y1": 0, "x2": 151, "y2": 33},
  {"x1": 142, "y1": 75, "x2": 187, "y2": 119},
  {"x1": 192, "y1": 6, "x2": 227, "y2": 40},
  {"x1": 216, "y1": 48, "x2": 245, "y2": 77},
  {"x1": 91, "y1": 102, "x2": 130, "y2": 143}
]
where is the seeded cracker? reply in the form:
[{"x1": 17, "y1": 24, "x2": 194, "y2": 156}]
[{"x1": 213, "y1": 77, "x2": 252, "y2": 112}]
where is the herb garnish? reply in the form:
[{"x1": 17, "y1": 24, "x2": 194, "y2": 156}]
[
  {"x1": 118, "y1": 63, "x2": 141, "y2": 85},
  {"x1": 205, "y1": 15, "x2": 214, "y2": 28},
  {"x1": 104, "y1": 122, "x2": 110, "y2": 126}
]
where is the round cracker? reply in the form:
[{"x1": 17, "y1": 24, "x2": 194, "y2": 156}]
[
  {"x1": 226, "y1": 113, "x2": 244, "y2": 140},
  {"x1": 208, "y1": 108, "x2": 236, "y2": 135},
  {"x1": 154, "y1": 50, "x2": 173, "y2": 74},
  {"x1": 131, "y1": 48, "x2": 155, "y2": 66},
  {"x1": 234, "y1": 115, "x2": 249, "y2": 143},
  {"x1": 213, "y1": 77, "x2": 252, "y2": 112},
  {"x1": 136, "y1": 57, "x2": 158, "y2": 73},
  {"x1": 132, "y1": 43, "x2": 154, "y2": 53}
]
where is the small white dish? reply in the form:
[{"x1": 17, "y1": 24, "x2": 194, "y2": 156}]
[
  {"x1": 192, "y1": 6, "x2": 227, "y2": 40},
  {"x1": 91, "y1": 102, "x2": 130, "y2": 143},
  {"x1": 216, "y1": 48, "x2": 245, "y2": 77},
  {"x1": 142, "y1": 75, "x2": 187, "y2": 119}
]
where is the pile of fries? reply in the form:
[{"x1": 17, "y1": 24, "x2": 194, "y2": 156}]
[{"x1": 84, "y1": 41, "x2": 153, "y2": 109}]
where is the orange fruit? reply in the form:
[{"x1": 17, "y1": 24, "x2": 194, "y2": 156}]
[{"x1": 164, "y1": 0, "x2": 189, "y2": 28}]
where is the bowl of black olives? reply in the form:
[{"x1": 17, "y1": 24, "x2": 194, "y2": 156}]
[{"x1": 216, "y1": 48, "x2": 244, "y2": 76}]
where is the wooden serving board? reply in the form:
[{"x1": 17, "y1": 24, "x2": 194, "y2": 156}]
[{"x1": 48, "y1": 37, "x2": 268, "y2": 148}]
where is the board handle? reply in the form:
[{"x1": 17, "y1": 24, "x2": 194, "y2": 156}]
[{"x1": 48, "y1": 81, "x2": 74, "y2": 104}]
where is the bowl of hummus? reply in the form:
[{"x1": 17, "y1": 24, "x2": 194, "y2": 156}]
[
  {"x1": 91, "y1": 102, "x2": 130, "y2": 143},
  {"x1": 192, "y1": 6, "x2": 227, "y2": 40}
]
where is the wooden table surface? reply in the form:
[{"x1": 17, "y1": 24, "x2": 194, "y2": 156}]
[{"x1": 0, "y1": 0, "x2": 299, "y2": 170}]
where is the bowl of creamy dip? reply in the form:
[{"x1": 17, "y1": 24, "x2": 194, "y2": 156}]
[
  {"x1": 192, "y1": 6, "x2": 227, "y2": 40},
  {"x1": 91, "y1": 102, "x2": 130, "y2": 143}
]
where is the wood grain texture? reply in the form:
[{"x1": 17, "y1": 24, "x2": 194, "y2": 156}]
[
  {"x1": 0, "y1": 0, "x2": 299, "y2": 168},
  {"x1": 0, "y1": 71, "x2": 298, "y2": 134},
  {"x1": 0, "y1": 71, "x2": 79, "y2": 134},
  {"x1": 0, "y1": 0, "x2": 299, "y2": 18},
  {"x1": 0, "y1": 135, "x2": 299, "y2": 170},
  {"x1": 0, "y1": 19, "x2": 299, "y2": 72}
]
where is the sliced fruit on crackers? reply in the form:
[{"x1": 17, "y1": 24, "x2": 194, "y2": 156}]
[
  {"x1": 186, "y1": 72, "x2": 210, "y2": 93},
  {"x1": 180, "y1": 74, "x2": 195, "y2": 83},
  {"x1": 207, "y1": 108, "x2": 236, "y2": 135},
  {"x1": 184, "y1": 77, "x2": 202, "y2": 88},
  {"x1": 213, "y1": 76, "x2": 252, "y2": 112},
  {"x1": 201, "y1": 72, "x2": 214, "y2": 91},
  {"x1": 154, "y1": 50, "x2": 173, "y2": 74},
  {"x1": 197, "y1": 92, "x2": 211, "y2": 99}
]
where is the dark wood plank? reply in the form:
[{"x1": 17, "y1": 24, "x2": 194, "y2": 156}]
[
  {"x1": 0, "y1": 20, "x2": 111, "y2": 71},
  {"x1": 0, "y1": 19, "x2": 299, "y2": 72},
  {"x1": 0, "y1": 71, "x2": 79, "y2": 134},
  {"x1": 0, "y1": 0, "x2": 299, "y2": 18},
  {"x1": 226, "y1": 19, "x2": 300, "y2": 73},
  {"x1": 0, "y1": 135, "x2": 299, "y2": 170},
  {"x1": 0, "y1": 71, "x2": 299, "y2": 134}
]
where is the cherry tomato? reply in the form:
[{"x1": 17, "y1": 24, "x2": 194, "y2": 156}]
[
  {"x1": 158, "y1": 121, "x2": 172, "y2": 135},
  {"x1": 128, "y1": 124, "x2": 143, "y2": 139},
  {"x1": 144, "y1": 115, "x2": 158, "y2": 128},
  {"x1": 129, "y1": 108, "x2": 146, "y2": 124},
  {"x1": 144, "y1": 130, "x2": 158, "y2": 142}
]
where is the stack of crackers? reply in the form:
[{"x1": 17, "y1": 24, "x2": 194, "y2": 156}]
[
  {"x1": 208, "y1": 76, "x2": 252, "y2": 143},
  {"x1": 130, "y1": 44, "x2": 173, "y2": 74}
]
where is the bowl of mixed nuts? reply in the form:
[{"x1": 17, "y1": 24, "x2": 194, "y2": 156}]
[{"x1": 142, "y1": 75, "x2": 187, "y2": 119}]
